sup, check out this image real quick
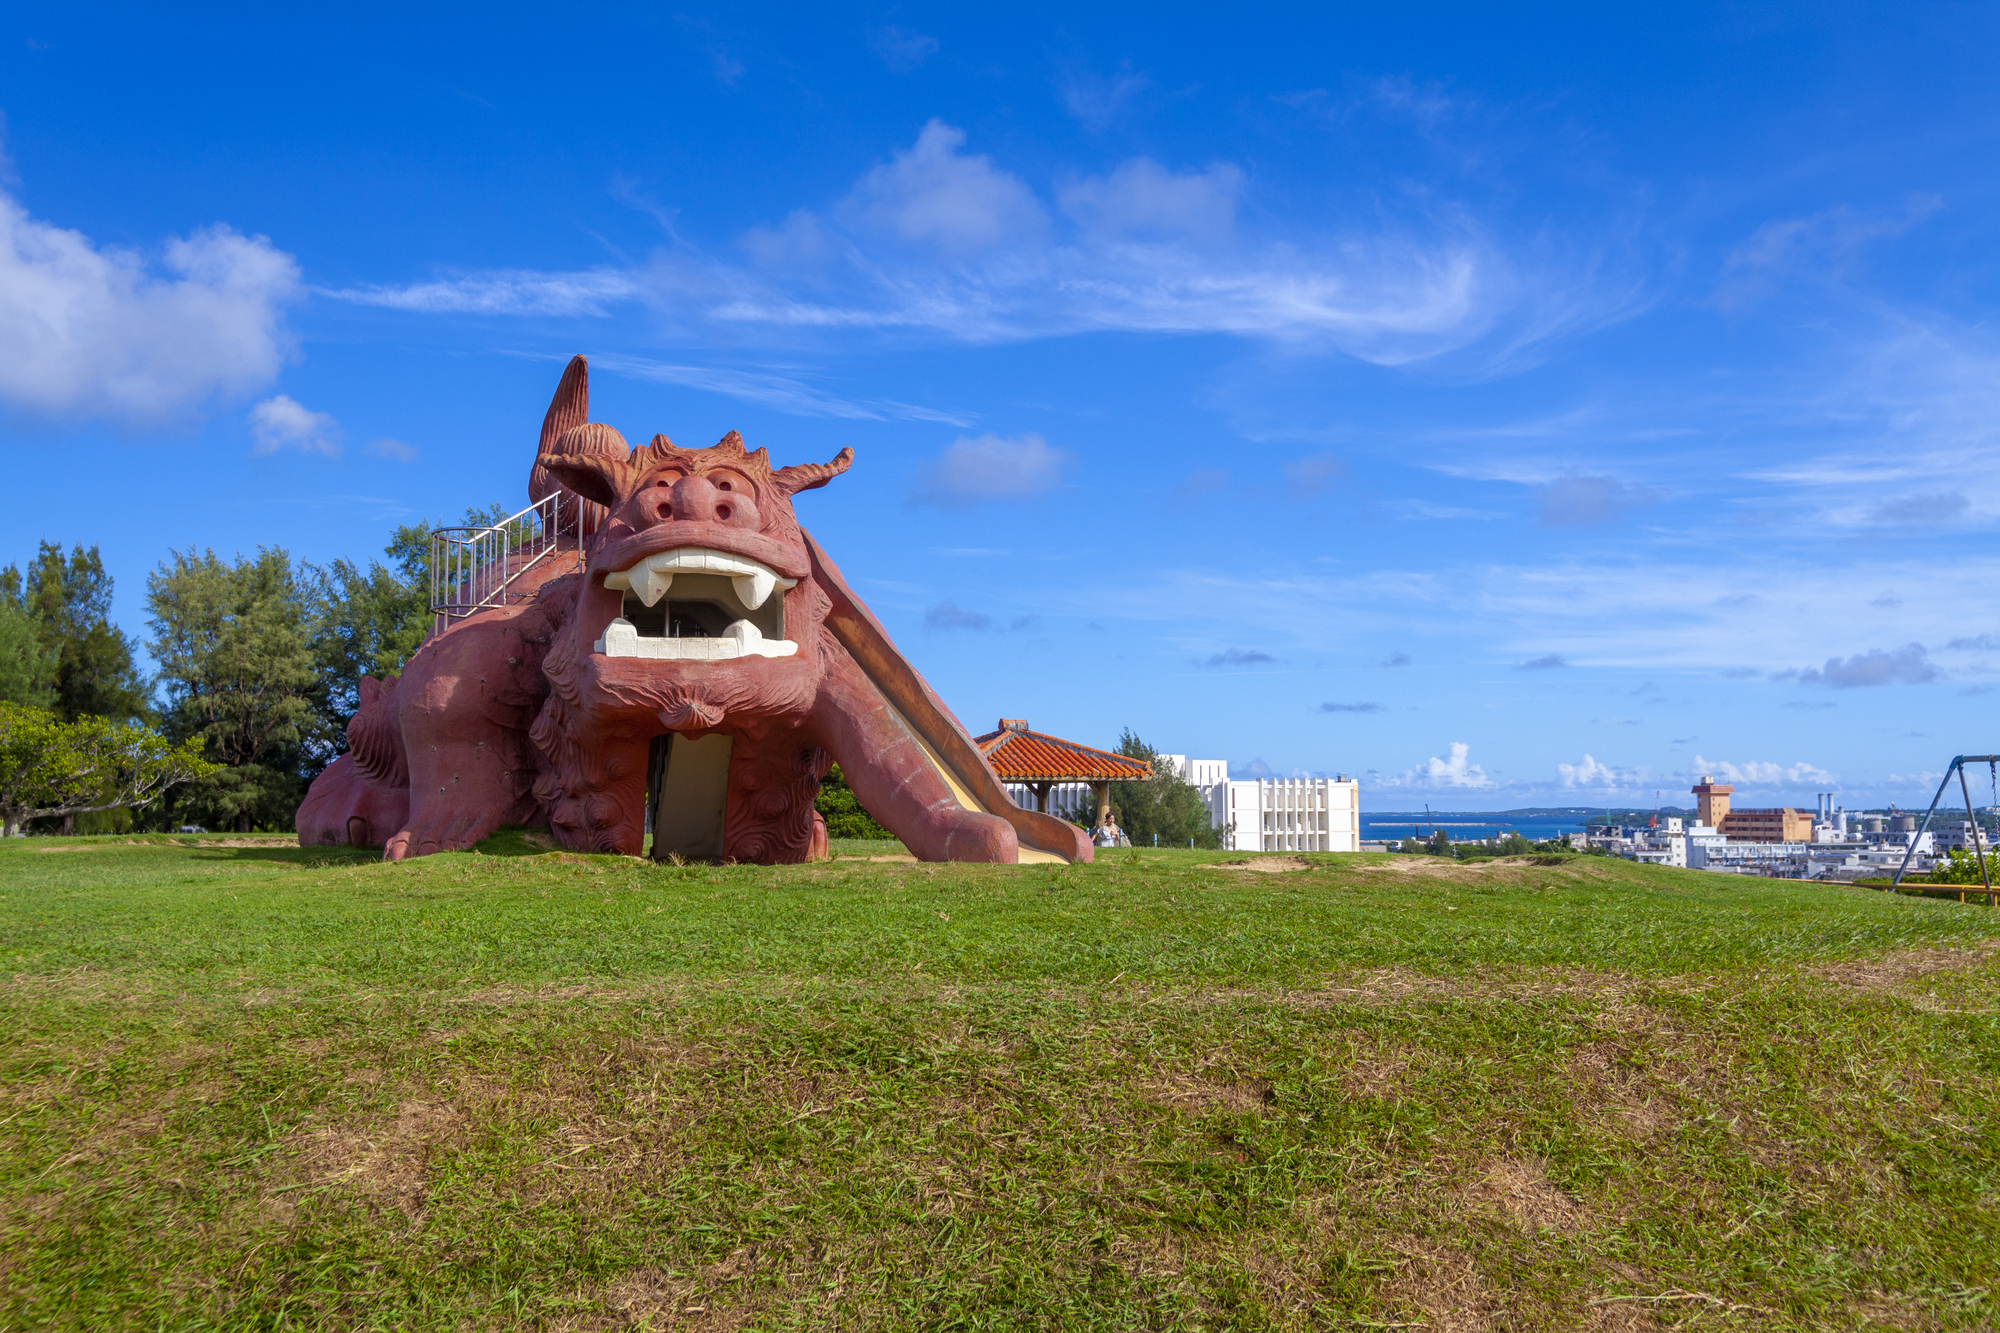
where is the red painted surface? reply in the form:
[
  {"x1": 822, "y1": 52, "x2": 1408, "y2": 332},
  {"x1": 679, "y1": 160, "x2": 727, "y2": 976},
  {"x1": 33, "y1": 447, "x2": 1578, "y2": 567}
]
[{"x1": 296, "y1": 357, "x2": 1091, "y2": 866}]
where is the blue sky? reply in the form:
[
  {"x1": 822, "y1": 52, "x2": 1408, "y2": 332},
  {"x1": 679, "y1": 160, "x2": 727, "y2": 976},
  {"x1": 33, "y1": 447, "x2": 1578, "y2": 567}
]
[{"x1": 2, "y1": 1, "x2": 1995, "y2": 809}]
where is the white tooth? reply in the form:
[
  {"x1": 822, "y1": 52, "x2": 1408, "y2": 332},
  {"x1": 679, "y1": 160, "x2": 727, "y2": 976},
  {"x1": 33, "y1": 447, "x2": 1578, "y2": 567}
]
[
  {"x1": 733, "y1": 569, "x2": 776, "y2": 610},
  {"x1": 724, "y1": 618, "x2": 762, "y2": 643},
  {"x1": 632, "y1": 563, "x2": 673, "y2": 607},
  {"x1": 602, "y1": 570, "x2": 632, "y2": 592}
]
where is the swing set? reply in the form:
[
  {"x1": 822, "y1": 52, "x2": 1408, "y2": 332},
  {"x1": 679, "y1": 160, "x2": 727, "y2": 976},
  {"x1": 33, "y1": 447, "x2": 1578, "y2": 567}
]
[{"x1": 1891, "y1": 754, "x2": 2000, "y2": 904}]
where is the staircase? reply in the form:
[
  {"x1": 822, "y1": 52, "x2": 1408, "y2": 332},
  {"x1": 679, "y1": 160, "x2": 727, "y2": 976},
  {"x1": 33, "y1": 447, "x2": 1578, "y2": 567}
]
[{"x1": 428, "y1": 492, "x2": 586, "y2": 635}]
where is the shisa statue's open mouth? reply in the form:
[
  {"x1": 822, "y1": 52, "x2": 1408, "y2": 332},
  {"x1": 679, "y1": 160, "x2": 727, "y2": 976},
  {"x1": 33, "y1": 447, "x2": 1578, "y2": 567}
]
[{"x1": 594, "y1": 546, "x2": 800, "y2": 660}]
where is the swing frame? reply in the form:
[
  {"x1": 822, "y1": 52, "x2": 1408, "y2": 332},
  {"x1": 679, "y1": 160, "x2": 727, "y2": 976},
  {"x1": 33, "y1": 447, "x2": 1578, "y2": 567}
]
[{"x1": 1890, "y1": 754, "x2": 2000, "y2": 904}]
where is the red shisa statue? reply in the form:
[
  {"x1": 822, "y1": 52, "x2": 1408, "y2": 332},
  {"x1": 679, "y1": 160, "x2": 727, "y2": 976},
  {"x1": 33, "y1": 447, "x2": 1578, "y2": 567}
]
[{"x1": 297, "y1": 357, "x2": 1090, "y2": 866}]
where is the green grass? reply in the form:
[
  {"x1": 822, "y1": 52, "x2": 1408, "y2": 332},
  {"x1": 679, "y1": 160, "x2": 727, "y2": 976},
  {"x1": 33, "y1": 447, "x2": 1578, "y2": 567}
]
[{"x1": 4, "y1": 835, "x2": 2000, "y2": 1330}]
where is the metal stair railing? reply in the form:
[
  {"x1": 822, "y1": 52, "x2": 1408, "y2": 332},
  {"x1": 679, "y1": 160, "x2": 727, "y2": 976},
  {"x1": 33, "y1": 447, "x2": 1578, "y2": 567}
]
[{"x1": 428, "y1": 492, "x2": 586, "y2": 635}]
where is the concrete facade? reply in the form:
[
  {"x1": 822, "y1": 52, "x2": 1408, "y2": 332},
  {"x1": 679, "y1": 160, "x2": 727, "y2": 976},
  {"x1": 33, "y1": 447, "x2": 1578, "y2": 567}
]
[
  {"x1": 1720, "y1": 807, "x2": 1814, "y2": 843},
  {"x1": 1205, "y1": 777, "x2": 1361, "y2": 853}
]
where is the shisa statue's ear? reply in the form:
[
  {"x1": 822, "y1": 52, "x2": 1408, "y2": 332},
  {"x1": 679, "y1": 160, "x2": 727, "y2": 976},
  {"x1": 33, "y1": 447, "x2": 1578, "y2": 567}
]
[
  {"x1": 772, "y1": 447, "x2": 855, "y2": 496},
  {"x1": 534, "y1": 453, "x2": 623, "y2": 508},
  {"x1": 539, "y1": 356, "x2": 589, "y2": 453}
]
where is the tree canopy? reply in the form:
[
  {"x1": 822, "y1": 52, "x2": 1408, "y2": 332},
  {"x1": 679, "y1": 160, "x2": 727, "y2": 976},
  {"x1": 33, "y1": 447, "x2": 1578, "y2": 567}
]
[
  {"x1": 0, "y1": 543, "x2": 148, "y2": 723},
  {"x1": 307, "y1": 520, "x2": 432, "y2": 745},
  {"x1": 1103, "y1": 729, "x2": 1227, "y2": 850},
  {"x1": 148, "y1": 547, "x2": 321, "y2": 832},
  {"x1": 0, "y1": 704, "x2": 213, "y2": 837},
  {"x1": 814, "y1": 762, "x2": 892, "y2": 839}
]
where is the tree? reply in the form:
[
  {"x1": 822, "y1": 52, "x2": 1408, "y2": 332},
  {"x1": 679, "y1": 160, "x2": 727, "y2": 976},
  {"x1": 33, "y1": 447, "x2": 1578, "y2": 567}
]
[
  {"x1": 306, "y1": 522, "x2": 431, "y2": 745},
  {"x1": 0, "y1": 599, "x2": 55, "y2": 708},
  {"x1": 1104, "y1": 729, "x2": 1227, "y2": 849},
  {"x1": 815, "y1": 762, "x2": 892, "y2": 839},
  {"x1": 0, "y1": 544, "x2": 148, "y2": 723},
  {"x1": 1928, "y1": 847, "x2": 1995, "y2": 885},
  {"x1": 0, "y1": 704, "x2": 213, "y2": 837},
  {"x1": 1426, "y1": 827, "x2": 1453, "y2": 856},
  {"x1": 148, "y1": 548, "x2": 321, "y2": 832}
]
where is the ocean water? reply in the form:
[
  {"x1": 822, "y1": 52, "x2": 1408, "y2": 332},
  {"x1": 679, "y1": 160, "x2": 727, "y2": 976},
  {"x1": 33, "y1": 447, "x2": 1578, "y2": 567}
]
[{"x1": 1361, "y1": 815, "x2": 1591, "y2": 843}]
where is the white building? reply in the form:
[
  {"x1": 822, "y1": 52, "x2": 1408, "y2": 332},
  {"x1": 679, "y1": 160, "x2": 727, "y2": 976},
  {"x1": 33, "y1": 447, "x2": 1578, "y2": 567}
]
[
  {"x1": 1204, "y1": 776, "x2": 1361, "y2": 853},
  {"x1": 1007, "y1": 753, "x2": 1361, "y2": 853}
]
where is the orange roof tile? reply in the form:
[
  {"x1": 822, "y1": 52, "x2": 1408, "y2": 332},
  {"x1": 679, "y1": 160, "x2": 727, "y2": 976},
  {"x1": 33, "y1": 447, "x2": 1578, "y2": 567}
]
[{"x1": 973, "y1": 719, "x2": 1154, "y2": 782}]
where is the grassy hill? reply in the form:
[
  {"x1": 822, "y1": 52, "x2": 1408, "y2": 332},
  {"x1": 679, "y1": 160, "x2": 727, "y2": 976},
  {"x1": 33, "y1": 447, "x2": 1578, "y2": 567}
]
[{"x1": 3, "y1": 834, "x2": 1998, "y2": 1330}]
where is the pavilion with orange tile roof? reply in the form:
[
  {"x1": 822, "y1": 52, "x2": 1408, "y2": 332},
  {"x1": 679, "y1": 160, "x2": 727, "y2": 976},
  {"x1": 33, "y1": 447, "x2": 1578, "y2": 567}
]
[{"x1": 973, "y1": 718, "x2": 1154, "y2": 832}]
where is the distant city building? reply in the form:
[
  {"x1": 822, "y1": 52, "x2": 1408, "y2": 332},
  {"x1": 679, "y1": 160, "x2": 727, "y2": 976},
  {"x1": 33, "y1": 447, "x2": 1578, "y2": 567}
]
[
  {"x1": 1720, "y1": 807, "x2": 1814, "y2": 843},
  {"x1": 1691, "y1": 774, "x2": 1812, "y2": 842},
  {"x1": 1692, "y1": 776, "x2": 1734, "y2": 828},
  {"x1": 1586, "y1": 777, "x2": 1944, "y2": 879}
]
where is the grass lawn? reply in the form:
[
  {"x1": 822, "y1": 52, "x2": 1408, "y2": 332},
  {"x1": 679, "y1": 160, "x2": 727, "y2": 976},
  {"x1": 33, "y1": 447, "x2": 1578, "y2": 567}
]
[{"x1": 4, "y1": 834, "x2": 2000, "y2": 1330}]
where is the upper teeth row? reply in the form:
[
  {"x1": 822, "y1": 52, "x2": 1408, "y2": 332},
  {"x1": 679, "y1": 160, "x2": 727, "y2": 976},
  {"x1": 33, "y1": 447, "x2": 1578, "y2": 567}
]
[{"x1": 603, "y1": 548, "x2": 797, "y2": 610}]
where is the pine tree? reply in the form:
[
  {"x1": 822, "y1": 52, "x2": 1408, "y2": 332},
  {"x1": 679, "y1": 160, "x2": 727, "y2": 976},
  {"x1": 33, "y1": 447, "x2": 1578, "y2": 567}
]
[
  {"x1": 0, "y1": 595, "x2": 55, "y2": 708},
  {"x1": 0, "y1": 543, "x2": 149, "y2": 723},
  {"x1": 147, "y1": 548, "x2": 320, "y2": 832}
]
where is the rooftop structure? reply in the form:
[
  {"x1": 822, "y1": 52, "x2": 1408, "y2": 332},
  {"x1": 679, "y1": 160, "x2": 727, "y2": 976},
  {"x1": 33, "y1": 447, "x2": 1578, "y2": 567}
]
[
  {"x1": 975, "y1": 719, "x2": 1153, "y2": 830},
  {"x1": 1691, "y1": 776, "x2": 1733, "y2": 828}
]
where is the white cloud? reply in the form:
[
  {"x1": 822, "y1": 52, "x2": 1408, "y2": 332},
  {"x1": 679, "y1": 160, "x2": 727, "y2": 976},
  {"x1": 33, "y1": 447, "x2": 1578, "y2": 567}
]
[
  {"x1": 1557, "y1": 754, "x2": 1642, "y2": 788},
  {"x1": 842, "y1": 119, "x2": 1049, "y2": 256},
  {"x1": 0, "y1": 188, "x2": 299, "y2": 423},
  {"x1": 1692, "y1": 755, "x2": 1838, "y2": 787},
  {"x1": 249, "y1": 395, "x2": 340, "y2": 457},
  {"x1": 1375, "y1": 741, "x2": 1492, "y2": 789},
  {"x1": 1058, "y1": 159, "x2": 1241, "y2": 243},
  {"x1": 365, "y1": 437, "x2": 417, "y2": 463},
  {"x1": 910, "y1": 432, "x2": 1073, "y2": 508}
]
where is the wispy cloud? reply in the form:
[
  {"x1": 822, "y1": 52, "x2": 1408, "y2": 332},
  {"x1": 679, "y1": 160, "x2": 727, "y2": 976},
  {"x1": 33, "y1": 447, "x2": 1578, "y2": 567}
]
[
  {"x1": 322, "y1": 268, "x2": 644, "y2": 316},
  {"x1": 1057, "y1": 61, "x2": 1152, "y2": 130},
  {"x1": 1713, "y1": 195, "x2": 1942, "y2": 311},
  {"x1": 869, "y1": 25, "x2": 937, "y2": 71},
  {"x1": 923, "y1": 600, "x2": 990, "y2": 632},
  {"x1": 911, "y1": 432, "x2": 1073, "y2": 507},
  {"x1": 1202, "y1": 648, "x2": 1276, "y2": 668},
  {"x1": 322, "y1": 120, "x2": 1625, "y2": 368},
  {"x1": 1534, "y1": 474, "x2": 1659, "y2": 528},
  {"x1": 590, "y1": 353, "x2": 971, "y2": 424}
]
